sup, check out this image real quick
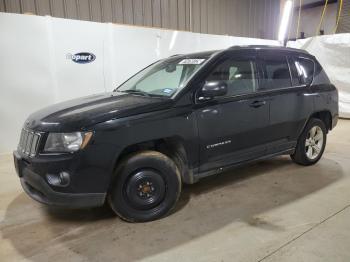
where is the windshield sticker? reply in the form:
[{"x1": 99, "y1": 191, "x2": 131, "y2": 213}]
[
  {"x1": 163, "y1": 88, "x2": 174, "y2": 94},
  {"x1": 179, "y1": 59, "x2": 205, "y2": 65}
]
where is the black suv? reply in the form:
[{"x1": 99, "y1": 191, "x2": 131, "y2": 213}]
[{"x1": 14, "y1": 46, "x2": 338, "y2": 222}]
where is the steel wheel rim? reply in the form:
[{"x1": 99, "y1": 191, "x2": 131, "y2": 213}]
[
  {"x1": 305, "y1": 126, "x2": 324, "y2": 160},
  {"x1": 124, "y1": 169, "x2": 166, "y2": 210}
]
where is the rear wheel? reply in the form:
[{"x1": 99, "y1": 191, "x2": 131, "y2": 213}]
[
  {"x1": 291, "y1": 118, "x2": 327, "y2": 166},
  {"x1": 108, "y1": 151, "x2": 181, "y2": 222}
]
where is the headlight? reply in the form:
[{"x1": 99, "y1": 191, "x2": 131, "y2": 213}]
[{"x1": 44, "y1": 132, "x2": 93, "y2": 153}]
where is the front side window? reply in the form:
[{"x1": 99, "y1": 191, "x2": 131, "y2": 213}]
[
  {"x1": 203, "y1": 57, "x2": 258, "y2": 97},
  {"x1": 116, "y1": 57, "x2": 208, "y2": 97},
  {"x1": 262, "y1": 56, "x2": 292, "y2": 89}
]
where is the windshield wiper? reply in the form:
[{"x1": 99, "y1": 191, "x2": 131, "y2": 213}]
[
  {"x1": 120, "y1": 89, "x2": 151, "y2": 97},
  {"x1": 120, "y1": 89, "x2": 168, "y2": 98}
]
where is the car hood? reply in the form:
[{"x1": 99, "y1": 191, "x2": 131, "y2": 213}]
[{"x1": 24, "y1": 92, "x2": 172, "y2": 132}]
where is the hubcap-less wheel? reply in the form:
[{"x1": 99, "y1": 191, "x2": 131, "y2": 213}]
[
  {"x1": 108, "y1": 151, "x2": 182, "y2": 222},
  {"x1": 305, "y1": 126, "x2": 324, "y2": 160},
  {"x1": 124, "y1": 169, "x2": 166, "y2": 210}
]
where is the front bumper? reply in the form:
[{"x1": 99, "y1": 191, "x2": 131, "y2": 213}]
[
  {"x1": 14, "y1": 151, "x2": 106, "y2": 208},
  {"x1": 332, "y1": 113, "x2": 338, "y2": 129}
]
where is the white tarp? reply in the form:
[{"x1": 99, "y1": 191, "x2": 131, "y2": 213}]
[
  {"x1": 288, "y1": 34, "x2": 350, "y2": 119},
  {"x1": 0, "y1": 13, "x2": 279, "y2": 154}
]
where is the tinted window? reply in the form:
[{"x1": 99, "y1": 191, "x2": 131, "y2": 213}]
[
  {"x1": 293, "y1": 57, "x2": 314, "y2": 85},
  {"x1": 313, "y1": 60, "x2": 330, "y2": 85},
  {"x1": 204, "y1": 58, "x2": 258, "y2": 97},
  {"x1": 262, "y1": 56, "x2": 292, "y2": 89},
  {"x1": 288, "y1": 56, "x2": 299, "y2": 86}
]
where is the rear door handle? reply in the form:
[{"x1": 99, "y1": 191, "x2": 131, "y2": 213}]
[{"x1": 250, "y1": 100, "x2": 266, "y2": 108}]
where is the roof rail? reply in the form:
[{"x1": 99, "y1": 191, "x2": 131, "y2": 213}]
[
  {"x1": 226, "y1": 45, "x2": 309, "y2": 54},
  {"x1": 227, "y1": 45, "x2": 278, "y2": 49}
]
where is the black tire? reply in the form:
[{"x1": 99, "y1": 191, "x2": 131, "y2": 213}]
[
  {"x1": 291, "y1": 118, "x2": 327, "y2": 166},
  {"x1": 108, "y1": 150, "x2": 182, "y2": 222}
]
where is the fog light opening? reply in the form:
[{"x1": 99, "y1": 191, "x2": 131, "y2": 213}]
[{"x1": 46, "y1": 172, "x2": 70, "y2": 187}]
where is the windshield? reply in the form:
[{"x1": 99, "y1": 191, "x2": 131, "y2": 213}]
[{"x1": 116, "y1": 57, "x2": 208, "y2": 97}]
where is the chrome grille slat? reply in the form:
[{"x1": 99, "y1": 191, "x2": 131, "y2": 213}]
[
  {"x1": 21, "y1": 131, "x2": 28, "y2": 153},
  {"x1": 30, "y1": 135, "x2": 39, "y2": 157},
  {"x1": 18, "y1": 128, "x2": 41, "y2": 157},
  {"x1": 19, "y1": 130, "x2": 24, "y2": 150},
  {"x1": 25, "y1": 133, "x2": 33, "y2": 154}
]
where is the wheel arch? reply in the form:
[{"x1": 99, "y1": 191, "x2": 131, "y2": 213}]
[
  {"x1": 112, "y1": 136, "x2": 195, "y2": 185},
  {"x1": 309, "y1": 110, "x2": 332, "y2": 132},
  {"x1": 296, "y1": 110, "x2": 332, "y2": 143}
]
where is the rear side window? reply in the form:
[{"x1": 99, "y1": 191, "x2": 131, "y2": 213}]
[
  {"x1": 313, "y1": 60, "x2": 330, "y2": 85},
  {"x1": 292, "y1": 57, "x2": 314, "y2": 85},
  {"x1": 262, "y1": 56, "x2": 292, "y2": 89}
]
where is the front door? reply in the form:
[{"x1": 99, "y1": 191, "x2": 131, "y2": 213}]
[{"x1": 195, "y1": 52, "x2": 271, "y2": 172}]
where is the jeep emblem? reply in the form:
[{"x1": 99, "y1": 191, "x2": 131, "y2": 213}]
[{"x1": 66, "y1": 52, "x2": 96, "y2": 64}]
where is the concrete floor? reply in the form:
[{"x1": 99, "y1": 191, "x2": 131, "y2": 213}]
[{"x1": 1, "y1": 120, "x2": 350, "y2": 262}]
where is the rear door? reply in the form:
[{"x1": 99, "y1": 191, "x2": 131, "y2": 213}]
[
  {"x1": 194, "y1": 51, "x2": 271, "y2": 172},
  {"x1": 258, "y1": 51, "x2": 314, "y2": 154}
]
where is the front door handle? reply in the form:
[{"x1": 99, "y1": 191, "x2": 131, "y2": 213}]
[{"x1": 250, "y1": 100, "x2": 266, "y2": 108}]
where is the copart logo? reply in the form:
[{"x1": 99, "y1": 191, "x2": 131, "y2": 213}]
[{"x1": 66, "y1": 52, "x2": 96, "y2": 64}]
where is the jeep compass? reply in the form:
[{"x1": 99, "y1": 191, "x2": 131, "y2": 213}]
[{"x1": 14, "y1": 46, "x2": 338, "y2": 222}]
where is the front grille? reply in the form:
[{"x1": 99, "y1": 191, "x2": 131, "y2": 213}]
[{"x1": 18, "y1": 129, "x2": 41, "y2": 157}]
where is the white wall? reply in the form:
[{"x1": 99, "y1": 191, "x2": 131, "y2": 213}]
[
  {"x1": 0, "y1": 13, "x2": 280, "y2": 154},
  {"x1": 288, "y1": 34, "x2": 350, "y2": 119}
]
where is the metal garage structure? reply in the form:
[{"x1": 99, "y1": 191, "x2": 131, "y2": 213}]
[
  {"x1": 338, "y1": 0, "x2": 350, "y2": 33},
  {"x1": 0, "y1": 0, "x2": 280, "y2": 39}
]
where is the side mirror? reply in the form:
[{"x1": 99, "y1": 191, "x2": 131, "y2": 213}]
[{"x1": 199, "y1": 81, "x2": 228, "y2": 101}]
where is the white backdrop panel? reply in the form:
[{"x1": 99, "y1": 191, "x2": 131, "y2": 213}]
[
  {"x1": 0, "y1": 13, "x2": 279, "y2": 154},
  {"x1": 288, "y1": 34, "x2": 350, "y2": 118},
  {"x1": 0, "y1": 14, "x2": 54, "y2": 154},
  {"x1": 50, "y1": 17, "x2": 108, "y2": 101}
]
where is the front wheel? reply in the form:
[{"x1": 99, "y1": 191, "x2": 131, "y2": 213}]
[
  {"x1": 108, "y1": 151, "x2": 182, "y2": 222},
  {"x1": 291, "y1": 118, "x2": 327, "y2": 166}
]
